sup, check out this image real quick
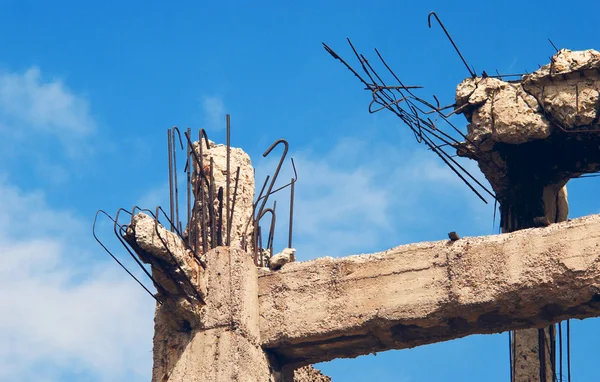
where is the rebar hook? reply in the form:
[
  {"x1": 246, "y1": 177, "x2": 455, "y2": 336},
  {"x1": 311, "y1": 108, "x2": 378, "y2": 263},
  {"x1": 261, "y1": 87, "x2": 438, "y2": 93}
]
[
  {"x1": 255, "y1": 139, "x2": 289, "y2": 219},
  {"x1": 428, "y1": 12, "x2": 476, "y2": 78},
  {"x1": 92, "y1": 210, "x2": 162, "y2": 304},
  {"x1": 255, "y1": 158, "x2": 298, "y2": 204}
]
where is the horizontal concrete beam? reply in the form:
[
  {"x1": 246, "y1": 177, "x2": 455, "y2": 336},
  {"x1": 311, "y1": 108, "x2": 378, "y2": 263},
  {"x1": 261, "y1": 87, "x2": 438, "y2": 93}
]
[{"x1": 258, "y1": 214, "x2": 600, "y2": 367}]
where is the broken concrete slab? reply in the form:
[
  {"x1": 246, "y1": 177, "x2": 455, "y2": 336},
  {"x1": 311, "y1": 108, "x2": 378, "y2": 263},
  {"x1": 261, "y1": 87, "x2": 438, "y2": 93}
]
[
  {"x1": 258, "y1": 213, "x2": 600, "y2": 367},
  {"x1": 454, "y1": 50, "x2": 600, "y2": 231}
]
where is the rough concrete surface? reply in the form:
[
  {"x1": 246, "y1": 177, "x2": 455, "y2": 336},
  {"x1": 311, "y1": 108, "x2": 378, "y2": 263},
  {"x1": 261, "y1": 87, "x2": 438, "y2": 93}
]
[
  {"x1": 456, "y1": 49, "x2": 600, "y2": 149},
  {"x1": 269, "y1": 248, "x2": 296, "y2": 270},
  {"x1": 156, "y1": 246, "x2": 283, "y2": 382},
  {"x1": 125, "y1": 212, "x2": 206, "y2": 325},
  {"x1": 454, "y1": 49, "x2": 600, "y2": 380},
  {"x1": 293, "y1": 366, "x2": 331, "y2": 382},
  {"x1": 189, "y1": 139, "x2": 255, "y2": 251},
  {"x1": 454, "y1": 49, "x2": 600, "y2": 236},
  {"x1": 126, "y1": 212, "x2": 282, "y2": 382},
  {"x1": 126, "y1": 137, "x2": 332, "y2": 381},
  {"x1": 259, "y1": 213, "x2": 600, "y2": 366},
  {"x1": 455, "y1": 50, "x2": 600, "y2": 205}
]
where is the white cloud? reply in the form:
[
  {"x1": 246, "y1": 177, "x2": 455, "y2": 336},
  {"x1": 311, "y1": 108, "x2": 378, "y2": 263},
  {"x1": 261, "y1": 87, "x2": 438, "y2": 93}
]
[
  {"x1": 0, "y1": 66, "x2": 152, "y2": 381},
  {"x1": 201, "y1": 95, "x2": 225, "y2": 131},
  {"x1": 0, "y1": 67, "x2": 95, "y2": 159},
  {"x1": 0, "y1": 179, "x2": 154, "y2": 382},
  {"x1": 0, "y1": 67, "x2": 94, "y2": 135}
]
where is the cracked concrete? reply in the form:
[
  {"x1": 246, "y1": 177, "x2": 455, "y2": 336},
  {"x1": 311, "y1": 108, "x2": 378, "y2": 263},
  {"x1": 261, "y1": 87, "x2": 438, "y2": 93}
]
[
  {"x1": 124, "y1": 135, "x2": 330, "y2": 381},
  {"x1": 455, "y1": 49, "x2": 600, "y2": 231},
  {"x1": 454, "y1": 48, "x2": 600, "y2": 381},
  {"x1": 456, "y1": 49, "x2": 600, "y2": 152},
  {"x1": 258, "y1": 214, "x2": 600, "y2": 367},
  {"x1": 188, "y1": 139, "x2": 255, "y2": 252},
  {"x1": 121, "y1": 55, "x2": 600, "y2": 379}
]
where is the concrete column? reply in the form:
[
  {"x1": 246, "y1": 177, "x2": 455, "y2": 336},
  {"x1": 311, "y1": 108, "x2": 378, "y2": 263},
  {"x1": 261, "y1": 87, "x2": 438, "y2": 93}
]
[
  {"x1": 508, "y1": 184, "x2": 567, "y2": 382},
  {"x1": 152, "y1": 247, "x2": 283, "y2": 382}
]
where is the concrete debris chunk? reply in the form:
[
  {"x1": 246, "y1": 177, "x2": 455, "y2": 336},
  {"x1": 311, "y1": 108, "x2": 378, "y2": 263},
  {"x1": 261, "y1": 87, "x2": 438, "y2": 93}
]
[
  {"x1": 448, "y1": 231, "x2": 460, "y2": 241},
  {"x1": 268, "y1": 248, "x2": 296, "y2": 270},
  {"x1": 456, "y1": 49, "x2": 600, "y2": 154},
  {"x1": 294, "y1": 365, "x2": 331, "y2": 382}
]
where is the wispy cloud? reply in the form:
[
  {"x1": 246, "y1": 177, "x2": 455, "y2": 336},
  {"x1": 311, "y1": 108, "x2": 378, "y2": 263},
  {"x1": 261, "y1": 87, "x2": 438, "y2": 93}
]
[
  {"x1": 0, "y1": 178, "x2": 153, "y2": 382},
  {"x1": 201, "y1": 95, "x2": 225, "y2": 131},
  {"x1": 0, "y1": 67, "x2": 94, "y2": 136},
  {"x1": 0, "y1": 67, "x2": 97, "y2": 182},
  {"x1": 0, "y1": 66, "x2": 152, "y2": 381}
]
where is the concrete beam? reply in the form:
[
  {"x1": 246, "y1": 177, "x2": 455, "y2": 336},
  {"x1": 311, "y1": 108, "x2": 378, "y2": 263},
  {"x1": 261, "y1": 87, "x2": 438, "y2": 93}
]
[{"x1": 258, "y1": 214, "x2": 600, "y2": 367}]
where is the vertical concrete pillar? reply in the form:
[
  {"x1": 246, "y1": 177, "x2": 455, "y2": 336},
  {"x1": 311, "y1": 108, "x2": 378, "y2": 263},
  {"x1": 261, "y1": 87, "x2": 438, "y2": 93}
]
[
  {"x1": 505, "y1": 184, "x2": 567, "y2": 382},
  {"x1": 152, "y1": 247, "x2": 283, "y2": 382}
]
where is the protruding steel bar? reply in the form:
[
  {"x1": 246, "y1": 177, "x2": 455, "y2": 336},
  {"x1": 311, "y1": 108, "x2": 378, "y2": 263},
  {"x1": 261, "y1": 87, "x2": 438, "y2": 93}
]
[
  {"x1": 199, "y1": 132, "x2": 213, "y2": 251},
  {"x1": 184, "y1": 130, "x2": 210, "y2": 186},
  {"x1": 559, "y1": 323, "x2": 563, "y2": 382},
  {"x1": 550, "y1": 325, "x2": 557, "y2": 381},
  {"x1": 255, "y1": 139, "x2": 289, "y2": 220},
  {"x1": 244, "y1": 141, "x2": 293, "y2": 248},
  {"x1": 184, "y1": 130, "x2": 212, "y2": 253},
  {"x1": 209, "y1": 158, "x2": 217, "y2": 249},
  {"x1": 113, "y1": 208, "x2": 168, "y2": 296},
  {"x1": 254, "y1": 207, "x2": 275, "y2": 266},
  {"x1": 228, "y1": 166, "x2": 241, "y2": 247},
  {"x1": 253, "y1": 224, "x2": 260, "y2": 266},
  {"x1": 428, "y1": 12, "x2": 476, "y2": 78},
  {"x1": 537, "y1": 328, "x2": 547, "y2": 382},
  {"x1": 93, "y1": 210, "x2": 162, "y2": 304},
  {"x1": 131, "y1": 206, "x2": 202, "y2": 301},
  {"x1": 289, "y1": 177, "x2": 295, "y2": 248},
  {"x1": 325, "y1": 41, "x2": 497, "y2": 202},
  {"x1": 154, "y1": 206, "x2": 205, "y2": 304},
  {"x1": 158, "y1": 206, "x2": 206, "y2": 269},
  {"x1": 257, "y1": 158, "x2": 298, "y2": 198},
  {"x1": 567, "y1": 320, "x2": 571, "y2": 382},
  {"x1": 243, "y1": 175, "x2": 271, "y2": 242},
  {"x1": 267, "y1": 201, "x2": 276, "y2": 258},
  {"x1": 256, "y1": 226, "x2": 263, "y2": 266},
  {"x1": 508, "y1": 331, "x2": 513, "y2": 382},
  {"x1": 200, "y1": 179, "x2": 208, "y2": 254},
  {"x1": 421, "y1": 132, "x2": 488, "y2": 203},
  {"x1": 186, "y1": 127, "x2": 192, "y2": 247},
  {"x1": 226, "y1": 114, "x2": 231, "y2": 246},
  {"x1": 167, "y1": 129, "x2": 174, "y2": 231},
  {"x1": 217, "y1": 186, "x2": 224, "y2": 247},
  {"x1": 172, "y1": 127, "x2": 184, "y2": 232}
]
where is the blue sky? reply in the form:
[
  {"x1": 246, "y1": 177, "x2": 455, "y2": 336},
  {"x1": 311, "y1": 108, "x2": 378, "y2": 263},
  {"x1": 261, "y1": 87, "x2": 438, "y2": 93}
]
[{"x1": 1, "y1": 1, "x2": 599, "y2": 381}]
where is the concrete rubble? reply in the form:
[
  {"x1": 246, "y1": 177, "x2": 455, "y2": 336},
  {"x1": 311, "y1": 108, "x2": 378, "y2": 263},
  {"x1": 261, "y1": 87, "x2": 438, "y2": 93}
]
[
  {"x1": 269, "y1": 248, "x2": 296, "y2": 270},
  {"x1": 455, "y1": 49, "x2": 600, "y2": 230},
  {"x1": 456, "y1": 49, "x2": 600, "y2": 151}
]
